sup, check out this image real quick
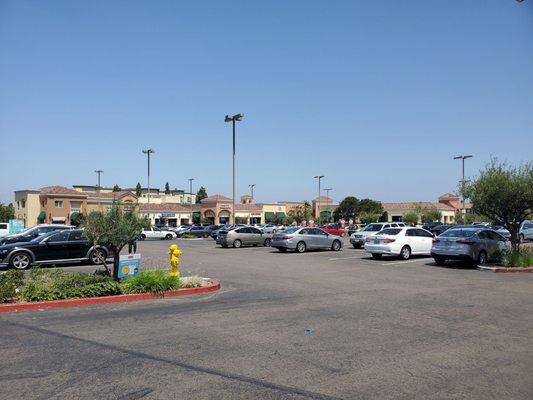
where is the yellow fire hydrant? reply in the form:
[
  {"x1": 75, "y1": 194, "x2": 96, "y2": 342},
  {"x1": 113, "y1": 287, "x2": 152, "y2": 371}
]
[{"x1": 168, "y1": 244, "x2": 183, "y2": 277}]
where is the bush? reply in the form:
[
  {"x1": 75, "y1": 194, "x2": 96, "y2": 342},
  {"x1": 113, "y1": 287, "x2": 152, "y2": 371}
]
[
  {"x1": 22, "y1": 269, "x2": 122, "y2": 302},
  {"x1": 0, "y1": 270, "x2": 24, "y2": 303},
  {"x1": 181, "y1": 276, "x2": 204, "y2": 288},
  {"x1": 121, "y1": 270, "x2": 181, "y2": 294},
  {"x1": 180, "y1": 233, "x2": 197, "y2": 239},
  {"x1": 502, "y1": 247, "x2": 533, "y2": 268},
  {"x1": 403, "y1": 212, "x2": 419, "y2": 226}
]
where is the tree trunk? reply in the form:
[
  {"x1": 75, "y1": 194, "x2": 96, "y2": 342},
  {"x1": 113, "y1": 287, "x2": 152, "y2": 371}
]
[{"x1": 113, "y1": 251, "x2": 120, "y2": 281}]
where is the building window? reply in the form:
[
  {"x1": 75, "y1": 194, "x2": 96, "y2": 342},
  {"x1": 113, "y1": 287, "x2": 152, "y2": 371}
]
[
  {"x1": 55, "y1": 201, "x2": 63, "y2": 208},
  {"x1": 70, "y1": 201, "x2": 82, "y2": 213}
]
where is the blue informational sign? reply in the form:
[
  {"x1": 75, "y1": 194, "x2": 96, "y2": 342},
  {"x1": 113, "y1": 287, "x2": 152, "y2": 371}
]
[
  {"x1": 118, "y1": 254, "x2": 141, "y2": 279},
  {"x1": 8, "y1": 220, "x2": 24, "y2": 234}
]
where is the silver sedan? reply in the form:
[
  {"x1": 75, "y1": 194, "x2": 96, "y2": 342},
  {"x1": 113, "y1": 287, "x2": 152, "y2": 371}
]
[{"x1": 271, "y1": 227, "x2": 343, "y2": 253}]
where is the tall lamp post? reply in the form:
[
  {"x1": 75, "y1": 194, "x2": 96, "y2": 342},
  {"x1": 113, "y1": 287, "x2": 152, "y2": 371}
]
[
  {"x1": 314, "y1": 175, "x2": 325, "y2": 224},
  {"x1": 142, "y1": 149, "x2": 155, "y2": 207},
  {"x1": 95, "y1": 170, "x2": 104, "y2": 191},
  {"x1": 453, "y1": 155, "x2": 473, "y2": 214},
  {"x1": 249, "y1": 184, "x2": 256, "y2": 202},
  {"x1": 188, "y1": 178, "x2": 195, "y2": 224},
  {"x1": 224, "y1": 113, "x2": 244, "y2": 225},
  {"x1": 324, "y1": 188, "x2": 332, "y2": 223}
]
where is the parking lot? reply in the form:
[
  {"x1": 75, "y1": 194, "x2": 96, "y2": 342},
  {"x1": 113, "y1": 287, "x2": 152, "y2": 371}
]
[{"x1": 1, "y1": 238, "x2": 532, "y2": 399}]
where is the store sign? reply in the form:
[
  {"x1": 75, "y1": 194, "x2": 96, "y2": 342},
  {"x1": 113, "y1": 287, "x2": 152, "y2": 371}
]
[
  {"x1": 251, "y1": 212, "x2": 262, "y2": 217},
  {"x1": 220, "y1": 204, "x2": 231, "y2": 210},
  {"x1": 160, "y1": 213, "x2": 176, "y2": 218},
  {"x1": 118, "y1": 254, "x2": 141, "y2": 279}
]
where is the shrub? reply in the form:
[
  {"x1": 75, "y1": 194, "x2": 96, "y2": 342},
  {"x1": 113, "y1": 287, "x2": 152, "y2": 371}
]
[
  {"x1": 121, "y1": 270, "x2": 181, "y2": 294},
  {"x1": 502, "y1": 247, "x2": 533, "y2": 268},
  {"x1": 181, "y1": 276, "x2": 204, "y2": 288},
  {"x1": 403, "y1": 212, "x2": 419, "y2": 226},
  {"x1": 22, "y1": 269, "x2": 121, "y2": 302},
  {"x1": 0, "y1": 270, "x2": 24, "y2": 303},
  {"x1": 181, "y1": 233, "x2": 197, "y2": 239}
]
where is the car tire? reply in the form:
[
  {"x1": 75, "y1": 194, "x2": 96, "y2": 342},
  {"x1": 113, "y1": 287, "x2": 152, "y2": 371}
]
[
  {"x1": 296, "y1": 241, "x2": 306, "y2": 253},
  {"x1": 352, "y1": 244, "x2": 361, "y2": 249},
  {"x1": 434, "y1": 256, "x2": 446, "y2": 266},
  {"x1": 9, "y1": 252, "x2": 32, "y2": 270},
  {"x1": 140, "y1": 234, "x2": 146, "y2": 241},
  {"x1": 165, "y1": 234, "x2": 173, "y2": 240},
  {"x1": 399, "y1": 246, "x2": 411, "y2": 260},
  {"x1": 233, "y1": 239, "x2": 242, "y2": 248},
  {"x1": 477, "y1": 250, "x2": 487, "y2": 265},
  {"x1": 331, "y1": 240, "x2": 341, "y2": 251},
  {"x1": 203, "y1": 233, "x2": 209, "y2": 238},
  {"x1": 371, "y1": 253, "x2": 382, "y2": 260},
  {"x1": 90, "y1": 249, "x2": 107, "y2": 265},
  {"x1": 263, "y1": 238, "x2": 271, "y2": 247}
]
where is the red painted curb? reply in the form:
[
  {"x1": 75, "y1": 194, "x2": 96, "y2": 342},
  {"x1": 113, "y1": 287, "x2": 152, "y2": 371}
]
[
  {"x1": 0, "y1": 279, "x2": 220, "y2": 314},
  {"x1": 477, "y1": 266, "x2": 533, "y2": 273}
]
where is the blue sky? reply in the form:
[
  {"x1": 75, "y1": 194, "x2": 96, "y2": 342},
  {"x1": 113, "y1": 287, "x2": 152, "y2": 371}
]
[{"x1": 1, "y1": 0, "x2": 532, "y2": 204}]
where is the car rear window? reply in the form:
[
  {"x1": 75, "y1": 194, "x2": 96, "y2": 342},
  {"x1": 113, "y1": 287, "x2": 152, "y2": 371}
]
[
  {"x1": 365, "y1": 224, "x2": 384, "y2": 232},
  {"x1": 440, "y1": 229, "x2": 477, "y2": 238},
  {"x1": 283, "y1": 227, "x2": 300, "y2": 234},
  {"x1": 378, "y1": 228, "x2": 402, "y2": 235}
]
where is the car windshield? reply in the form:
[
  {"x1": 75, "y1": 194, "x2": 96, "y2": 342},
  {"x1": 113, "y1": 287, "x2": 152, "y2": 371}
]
[
  {"x1": 364, "y1": 224, "x2": 383, "y2": 232},
  {"x1": 30, "y1": 231, "x2": 55, "y2": 242},
  {"x1": 283, "y1": 227, "x2": 300, "y2": 234},
  {"x1": 378, "y1": 228, "x2": 402, "y2": 235},
  {"x1": 440, "y1": 229, "x2": 477, "y2": 238}
]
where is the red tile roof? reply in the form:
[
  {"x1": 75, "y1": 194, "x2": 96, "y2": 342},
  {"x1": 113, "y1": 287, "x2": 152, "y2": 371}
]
[
  {"x1": 40, "y1": 186, "x2": 87, "y2": 196},
  {"x1": 382, "y1": 202, "x2": 455, "y2": 211},
  {"x1": 87, "y1": 191, "x2": 137, "y2": 199},
  {"x1": 201, "y1": 194, "x2": 232, "y2": 203}
]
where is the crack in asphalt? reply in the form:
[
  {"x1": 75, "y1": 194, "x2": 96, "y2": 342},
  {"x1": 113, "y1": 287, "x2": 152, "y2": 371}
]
[{"x1": 5, "y1": 320, "x2": 347, "y2": 400}]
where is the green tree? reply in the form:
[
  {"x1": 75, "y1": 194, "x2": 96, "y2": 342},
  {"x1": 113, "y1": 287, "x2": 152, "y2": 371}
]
[
  {"x1": 196, "y1": 186, "x2": 208, "y2": 203},
  {"x1": 464, "y1": 159, "x2": 533, "y2": 252},
  {"x1": 403, "y1": 212, "x2": 419, "y2": 226},
  {"x1": 135, "y1": 182, "x2": 142, "y2": 197},
  {"x1": 360, "y1": 212, "x2": 381, "y2": 224},
  {"x1": 423, "y1": 209, "x2": 442, "y2": 223},
  {"x1": 81, "y1": 203, "x2": 148, "y2": 280},
  {"x1": 358, "y1": 199, "x2": 383, "y2": 215},
  {"x1": 112, "y1": 184, "x2": 121, "y2": 192},
  {"x1": 165, "y1": 182, "x2": 171, "y2": 195},
  {"x1": 334, "y1": 197, "x2": 359, "y2": 221},
  {"x1": 0, "y1": 203, "x2": 15, "y2": 222}
]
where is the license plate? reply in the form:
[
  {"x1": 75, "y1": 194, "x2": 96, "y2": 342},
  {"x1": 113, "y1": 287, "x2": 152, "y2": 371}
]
[{"x1": 374, "y1": 239, "x2": 379, "y2": 244}]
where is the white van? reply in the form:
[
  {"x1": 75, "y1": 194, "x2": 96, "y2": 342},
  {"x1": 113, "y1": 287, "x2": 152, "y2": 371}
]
[{"x1": 0, "y1": 223, "x2": 9, "y2": 237}]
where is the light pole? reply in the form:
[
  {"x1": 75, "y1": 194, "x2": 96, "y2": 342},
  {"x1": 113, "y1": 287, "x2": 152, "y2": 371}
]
[
  {"x1": 324, "y1": 188, "x2": 332, "y2": 223},
  {"x1": 188, "y1": 178, "x2": 195, "y2": 225},
  {"x1": 249, "y1": 184, "x2": 256, "y2": 202},
  {"x1": 314, "y1": 175, "x2": 324, "y2": 224},
  {"x1": 142, "y1": 149, "x2": 155, "y2": 207},
  {"x1": 453, "y1": 155, "x2": 473, "y2": 214},
  {"x1": 95, "y1": 170, "x2": 103, "y2": 191},
  {"x1": 224, "y1": 113, "x2": 244, "y2": 225}
]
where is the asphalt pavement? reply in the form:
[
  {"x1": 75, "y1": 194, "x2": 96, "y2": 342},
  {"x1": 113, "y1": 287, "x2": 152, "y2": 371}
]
[{"x1": 1, "y1": 238, "x2": 532, "y2": 399}]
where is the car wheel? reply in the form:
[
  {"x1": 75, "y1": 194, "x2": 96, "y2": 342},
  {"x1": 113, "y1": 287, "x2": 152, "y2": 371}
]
[
  {"x1": 477, "y1": 250, "x2": 487, "y2": 265},
  {"x1": 90, "y1": 249, "x2": 107, "y2": 265},
  {"x1": 352, "y1": 244, "x2": 361, "y2": 249},
  {"x1": 399, "y1": 246, "x2": 411, "y2": 260},
  {"x1": 520, "y1": 234, "x2": 525, "y2": 243},
  {"x1": 233, "y1": 239, "x2": 242, "y2": 248},
  {"x1": 203, "y1": 233, "x2": 209, "y2": 238},
  {"x1": 264, "y1": 238, "x2": 271, "y2": 247},
  {"x1": 434, "y1": 256, "x2": 446, "y2": 266},
  {"x1": 140, "y1": 234, "x2": 146, "y2": 241},
  {"x1": 296, "y1": 241, "x2": 306, "y2": 253},
  {"x1": 165, "y1": 234, "x2": 172, "y2": 240},
  {"x1": 10, "y1": 252, "x2": 32, "y2": 270},
  {"x1": 331, "y1": 240, "x2": 341, "y2": 251},
  {"x1": 371, "y1": 253, "x2": 382, "y2": 260}
]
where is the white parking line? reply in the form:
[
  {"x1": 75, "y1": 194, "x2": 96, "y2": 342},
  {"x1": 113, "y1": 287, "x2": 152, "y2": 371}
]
[
  {"x1": 328, "y1": 256, "x2": 361, "y2": 261},
  {"x1": 380, "y1": 259, "x2": 427, "y2": 266}
]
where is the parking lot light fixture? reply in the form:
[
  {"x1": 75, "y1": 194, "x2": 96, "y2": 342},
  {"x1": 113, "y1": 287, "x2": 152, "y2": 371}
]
[
  {"x1": 314, "y1": 175, "x2": 325, "y2": 224},
  {"x1": 249, "y1": 184, "x2": 256, "y2": 202},
  {"x1": 188, "y1": 178, "x2": 195, "y2": 224},
  {"x1": 142, "y1": 149, "x2": 155, "y2": 207},
  {"x1": 224, "y1": 114, "x2": 244, "y2": 225},
  {"x1": 324, "y1": 188, "x2": 332, "y2": 223},
  {"x1": 453, "y1": 155, "x2": 473, "y2": 214},
  {"x1": 95, "y1": 170, "x2": 104, "y2": 192}
]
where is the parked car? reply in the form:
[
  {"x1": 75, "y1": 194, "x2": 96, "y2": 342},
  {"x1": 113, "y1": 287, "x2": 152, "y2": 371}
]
[
  {"x1": 430, "y1": 224, "x2": 453, "y2": 237},
  {"x1": 0, "y1": 229, "x2": 110, "y2": 270},
  {"x1": 489, "y1": 225, "x2": 511, "y2": 239},
  {"x1": 271, "y1": 227, "x2": 343, "y2": 253},
  {"x1": 0, "y1": 223, "x2": 9, "y2": 237},
  {"x1": 321, "y1": 223, "x2": 345, "y2": 237},
  {"x1": 421, "y1": 221, "x2": 443, "y2": 231},
  {"x1": 364, "y1": 227, "x2": 434, "y2": 260},
  {"x1": 140, "y1": 227, "x2": 176, "y2": 240},
  {"x1": 347, "y1": 224, "x2": 366, "y2": 236},
  {"x1": 259, "y1": 224, "x2": 277, "y2": 234},
  {"x1": 430, "y1": 226, "x2": 510, "y2": 266},
  {"x1": 217, "y1": 226, "x2": 273, "y2": 248},
  {"x1": 211, "y1": 224, "x2": 235, "y2": 240},
  {"x1": 520, "y1": 221, "x2": 533, "y2": 242},
  {"x1": 349, "y1": 223, "x2": 403, "y2": 249},
  {"x1": 178, "y1": 225, "x2": 212, "y2": 238},
  {"x1": 0, "y1": 224, "x2": 74, "y2": 246}
]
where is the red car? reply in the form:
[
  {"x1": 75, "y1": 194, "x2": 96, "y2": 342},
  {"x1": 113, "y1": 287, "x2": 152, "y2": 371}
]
[{"x1": 321, "y1": 223, "x2": 345, "y2": 236}]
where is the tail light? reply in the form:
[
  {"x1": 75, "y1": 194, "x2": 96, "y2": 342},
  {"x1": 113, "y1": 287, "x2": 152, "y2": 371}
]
[
  {"x1": 433, "y1": 239, "x2": 440, "y2": 243},
  {"x1": 384, "y1": 238, "x2": 395, "y2": 243},
  {"x1": 282, "y1": 236, "x2": 292, "y2": 241},
  {"x1": 456, "y1": 239, "x2": 476, "y2": 245}
]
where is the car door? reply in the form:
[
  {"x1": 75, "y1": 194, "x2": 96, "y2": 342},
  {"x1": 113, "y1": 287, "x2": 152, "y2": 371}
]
[
  {"x1": 404, "y1": 229, "x2": 419, "y2": 253},
  {"x1": 250, "y1": 227, "x2": 263, "y2": 245},
  {"x1": 67, "y1": 230, "x2": 91, "y2": 259},
  {"x1": 311, "y1": 228, "x2": 329, "y2": 248},
  {"x1": 486, "y1": 231, "x2": 506, "y2": 261},
  {"x1": 297, "y1": 228, "x2": 314, "y2": 248},
  {"x1": 39, "y1": 231, "x2": 71, "y2": 261},
  {"x1": 415, "y1": 229, "x2": 434, "y2": 254}
]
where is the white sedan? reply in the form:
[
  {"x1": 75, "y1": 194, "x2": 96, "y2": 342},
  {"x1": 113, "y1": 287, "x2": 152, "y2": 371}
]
[
  {"x1": 364, "y1": 227, "x2": 434, "y2": 260},
  {"x1": 140, "y1": 227, "x2": 177, "y2": 240}
]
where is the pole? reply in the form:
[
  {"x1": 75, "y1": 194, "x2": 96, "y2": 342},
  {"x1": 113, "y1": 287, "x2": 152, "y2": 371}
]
[
  {"x1": 147, "y1": 151, "x2": 151, "y2": 207},
  {"x1": 189, "y1": 178, "x2": 194, "y2": 225},
  {"x1": 324, "y1": 188, "x2": 332, "y2": 223},
  {"x1": 232, "y1": 119, "x2": 236, "y2": 225},
  {"x1": 318, "y1": 178, "x2": 321, "y2": 224},
  {"x1": 461, "y1": 157, "x2": 465, "y2": 214}
]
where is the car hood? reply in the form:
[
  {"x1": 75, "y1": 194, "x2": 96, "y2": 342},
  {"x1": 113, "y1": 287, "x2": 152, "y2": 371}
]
[
  {"x1": 0, "y1": 241, "x2": 31, "y2": 251},
  {"x1": 0, "y1": 235, "x2": 28, "y2": 245}
]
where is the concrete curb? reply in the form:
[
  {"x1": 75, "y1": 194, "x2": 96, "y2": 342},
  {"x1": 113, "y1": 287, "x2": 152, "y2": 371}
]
[
  {"x1": 477, "y1": 265, "x2": 533, "y2": 273},
  {"x1": 0, "y1": 279, "x2": 220, "y2": 314}
]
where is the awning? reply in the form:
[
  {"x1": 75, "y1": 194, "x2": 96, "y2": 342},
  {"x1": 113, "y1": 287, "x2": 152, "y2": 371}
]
[
  {"x1": 264, "y1": 212, "x2": 275, "y2": 218},
  {"x1": 37, "y1": 211, "x2": 46, "y2": 221},
  {"x1": 52, "y1": 217, "x2": 66, "y2": 222},
  {"x1": 276, "y1": 212, "x2": 286, "y2": 219}
]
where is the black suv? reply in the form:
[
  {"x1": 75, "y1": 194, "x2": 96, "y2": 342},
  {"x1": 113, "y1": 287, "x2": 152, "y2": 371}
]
[
  {"x1": 0, "y1": 224, "x2": 74, "y2": 246},
  {"x1": 0, "y1": 229, "x2": 109, "y2": 270}
]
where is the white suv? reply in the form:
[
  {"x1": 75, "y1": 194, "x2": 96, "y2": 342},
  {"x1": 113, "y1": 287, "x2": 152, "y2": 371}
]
[
  {"x1": 140, "y1": 227, "x2": 176, "y2": 240},
  {"x1": 349, "y1": 222, "x2": 406, "y2": 248},
  {"x1": 520, "y1": 221, "x2": 533, "y2": 242}
]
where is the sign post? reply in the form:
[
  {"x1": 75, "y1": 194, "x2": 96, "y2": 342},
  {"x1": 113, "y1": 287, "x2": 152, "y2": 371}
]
[{"x1": 118, "y1": 254, "x2": 141, "y2": 279}]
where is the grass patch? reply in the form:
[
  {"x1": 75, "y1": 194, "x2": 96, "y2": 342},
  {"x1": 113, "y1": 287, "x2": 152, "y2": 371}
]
[
  {"x1": 180, "y1": 233, "x2": 198, "y2": 239},
  {"x1": 121, "y1": 269, "x2": 181, "y2": 294},
  {"x1": 181, "y1": 275, "x2": 204, "y2": 288},
  {"x1": 0, "y1": 270, "x2": 24, "y2": 303},
  {"x1": 502, "y1": 247, "x2": 533, "y2": 268}
]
